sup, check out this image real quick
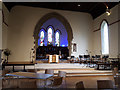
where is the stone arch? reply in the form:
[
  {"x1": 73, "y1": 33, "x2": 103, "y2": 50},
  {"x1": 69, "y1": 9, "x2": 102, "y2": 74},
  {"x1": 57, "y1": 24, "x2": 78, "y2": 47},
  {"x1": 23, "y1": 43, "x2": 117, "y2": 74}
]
[{"x1": 34, "y1": 12, "x2": 73, "y2": 56}]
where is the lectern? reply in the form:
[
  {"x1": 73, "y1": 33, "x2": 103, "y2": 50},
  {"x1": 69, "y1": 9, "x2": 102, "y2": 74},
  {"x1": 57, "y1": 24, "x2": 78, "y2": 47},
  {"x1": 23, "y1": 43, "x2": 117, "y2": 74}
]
[{"x1": 48, "y1": 55, "x2": 59, "y2": 63}]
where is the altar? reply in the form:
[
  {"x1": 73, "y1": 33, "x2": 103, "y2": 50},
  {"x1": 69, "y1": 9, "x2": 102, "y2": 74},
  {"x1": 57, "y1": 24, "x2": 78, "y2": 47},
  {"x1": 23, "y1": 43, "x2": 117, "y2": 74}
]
[
  {"x1": 48, "y1": 55, "x2": 59, "y2": 63},
  {"x1": 36, "y1": 46, "x2": 69, "y2": 60}
]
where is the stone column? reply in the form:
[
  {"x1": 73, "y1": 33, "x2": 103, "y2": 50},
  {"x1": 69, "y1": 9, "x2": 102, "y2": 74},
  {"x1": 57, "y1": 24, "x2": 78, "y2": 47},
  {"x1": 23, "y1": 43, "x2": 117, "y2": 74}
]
[
  {"x1": 0, "y1": 49, "x2": 1, "y2": 70},
  {"x1": 118, "y1": 3, "x2": 120, "y2": 70}
]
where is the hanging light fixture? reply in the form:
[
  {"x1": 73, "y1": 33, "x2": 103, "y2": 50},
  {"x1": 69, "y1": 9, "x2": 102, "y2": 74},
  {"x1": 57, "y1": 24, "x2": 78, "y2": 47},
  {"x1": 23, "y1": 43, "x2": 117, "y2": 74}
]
[
  {"x1": 106, "y1": 6, "x2": 111, "y2": 16},
  {"x1": 103, "y1": 3, "x2": 111, "y2": 16}
]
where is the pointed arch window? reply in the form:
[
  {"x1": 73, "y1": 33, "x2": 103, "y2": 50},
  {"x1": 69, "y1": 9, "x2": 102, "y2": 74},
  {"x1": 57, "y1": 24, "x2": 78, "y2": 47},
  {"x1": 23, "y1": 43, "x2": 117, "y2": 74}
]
[
  {"x1": 101, "y1": 20, "x2": 109, "y2": 55},
  {"x1": 55, "y1": 31, "x2": 60, "y2": 46},
  {"x1": 48, "y1": 27, "x2": 53, "y2": 44},
  {"x1": 40, "y1": 30, "x2": 45, "y2": 46}
]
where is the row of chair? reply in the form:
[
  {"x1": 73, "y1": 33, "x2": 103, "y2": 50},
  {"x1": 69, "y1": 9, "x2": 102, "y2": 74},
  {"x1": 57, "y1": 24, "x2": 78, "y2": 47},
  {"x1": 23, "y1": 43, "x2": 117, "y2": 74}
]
[
  {"x1": 71, "y1": 55, "x2": 109, "y2": 60},
  {"x1": 70, "y1": 55, "x2": 109, "y2": 62}
]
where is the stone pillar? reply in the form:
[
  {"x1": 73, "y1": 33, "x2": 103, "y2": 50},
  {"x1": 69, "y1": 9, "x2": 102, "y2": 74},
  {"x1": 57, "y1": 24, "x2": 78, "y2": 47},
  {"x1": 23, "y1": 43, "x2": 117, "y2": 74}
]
[
  {"x1": 118, "y1": 3, "x2": 120, "y2": 70},
  {"x1": 118, "y1": 3, "x2": 120, "y2": 54},
  {"x1": 0, "y1": 49, "x2": 2, "y2": 70}
]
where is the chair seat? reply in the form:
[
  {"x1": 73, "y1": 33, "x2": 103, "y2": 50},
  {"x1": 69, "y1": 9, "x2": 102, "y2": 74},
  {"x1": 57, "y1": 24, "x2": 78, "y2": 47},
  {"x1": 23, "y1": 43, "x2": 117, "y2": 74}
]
[
  {"x1": 76, "y1": 81, "x2": 85, "y2": 90},
  {"x1": 45, "y1": 76, "x2": 63, "y2": 88}
]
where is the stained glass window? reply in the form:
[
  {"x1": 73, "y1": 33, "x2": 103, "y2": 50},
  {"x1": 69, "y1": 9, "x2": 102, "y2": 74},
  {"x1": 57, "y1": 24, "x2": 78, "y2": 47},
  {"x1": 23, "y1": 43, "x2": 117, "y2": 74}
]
[
  {"x1": 55, "y1": 32, "x2": 60, "y2": 46},
  {"x1": 101, "y1": 21, "x2": 109, "y2": 55},
  {"x1": 40, "y1": 31, "x2": 44, "y2": 46},
  {"x1": 48, "y1": 27, "x2": 53, "y2": 44}
]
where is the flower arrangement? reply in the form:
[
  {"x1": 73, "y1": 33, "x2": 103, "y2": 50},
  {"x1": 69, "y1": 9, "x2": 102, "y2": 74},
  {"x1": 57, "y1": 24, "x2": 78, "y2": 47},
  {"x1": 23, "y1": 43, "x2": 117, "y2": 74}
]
[
  {"x1": 4, "y1": 48, "x2": 11, "y2": 61},
  {"x1": 4, "y1": 48, "x2": 11, "y2": 56}
]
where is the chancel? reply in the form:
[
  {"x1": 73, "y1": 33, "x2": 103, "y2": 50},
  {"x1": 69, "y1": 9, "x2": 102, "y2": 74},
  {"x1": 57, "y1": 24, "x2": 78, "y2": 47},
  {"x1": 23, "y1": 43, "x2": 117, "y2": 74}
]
[{"x1": 0, "y1": 1, "x2": 120, "y2": 89}]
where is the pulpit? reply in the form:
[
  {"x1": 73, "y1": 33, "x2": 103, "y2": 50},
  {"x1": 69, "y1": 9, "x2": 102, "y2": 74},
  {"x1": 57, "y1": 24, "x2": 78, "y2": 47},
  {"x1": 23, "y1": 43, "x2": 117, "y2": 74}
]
[{"x1": 48, "y1": 55, "x2": 59, "y2": 63}]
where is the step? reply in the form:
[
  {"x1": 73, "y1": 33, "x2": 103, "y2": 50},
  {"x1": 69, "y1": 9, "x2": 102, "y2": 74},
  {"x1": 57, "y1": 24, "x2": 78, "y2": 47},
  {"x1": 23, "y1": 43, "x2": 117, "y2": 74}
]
[{"x1": 36, "y1": 69, "x2": 113, "y2": 76}]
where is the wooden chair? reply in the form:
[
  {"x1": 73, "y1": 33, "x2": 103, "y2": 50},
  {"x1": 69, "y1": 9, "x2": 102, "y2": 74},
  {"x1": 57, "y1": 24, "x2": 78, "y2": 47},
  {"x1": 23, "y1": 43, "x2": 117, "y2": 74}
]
[
  {"x1": 97, "y1": 80, "x2": 114, "y2": 89},
  {"x1": 45, "y1": 76, "x2": 63, "y2": 88},
  {"x1": 79, "y1": 55, "x2": 83, "y2": 64},
  {"x1": 112, "y1": 67, "x2": 118, "y2": 77},
  {"x1": 76, "y1": 81, "x2": 85, "y2": 90},
  {"x1": 2, "y1": 69, "x2": 10, "y2": 77},
  {"x1": 95, "y1": 55, "x2": 101, "y2": 60},
  {"x1": 91, "y1": 56, "x2": 95, "y2": 66},
  {"x1": 58, "y1": 71, "x2": 66, "y2": 77},
  {"x1": 45, "y1": 69, "x2": 54, "y2": 85},
  {"x1": 58, "y1": 71, "x2": 67, "y2": 88},
  {"x1": 45, "y1": 69, "x2": 54, "y2": 75},
  {"x1": 84, "y1": 55, "x2": 90, "y2": 67},
  {"x1": 112, "y1": 67, "x2": 119, "y2": 87}
]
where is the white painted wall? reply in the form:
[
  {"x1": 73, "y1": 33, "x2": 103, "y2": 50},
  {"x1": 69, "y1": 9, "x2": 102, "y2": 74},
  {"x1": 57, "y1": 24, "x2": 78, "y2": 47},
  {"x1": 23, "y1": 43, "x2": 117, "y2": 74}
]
[
  {"x1": 93, "y1": 4, "x2": 119, "y2": 58},
  {"x1": 71, "y1": 14, "x2": 93, "y2": 56},
  {"x1": 2, "y1": 3, "x2": 9, "y2": 49},
  {"x1": 6, "y1": 6, "x2": 93, "y2": 62}
]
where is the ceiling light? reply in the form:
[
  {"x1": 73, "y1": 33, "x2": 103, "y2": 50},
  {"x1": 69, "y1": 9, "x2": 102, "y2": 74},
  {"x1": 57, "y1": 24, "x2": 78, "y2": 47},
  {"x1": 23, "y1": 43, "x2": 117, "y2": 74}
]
[
  {"x1": 106, "y1": 7, "x2": 111, "y2": 16},
  {"x1": 78, "y1": 4, "x2": 80, "y2": 7}
]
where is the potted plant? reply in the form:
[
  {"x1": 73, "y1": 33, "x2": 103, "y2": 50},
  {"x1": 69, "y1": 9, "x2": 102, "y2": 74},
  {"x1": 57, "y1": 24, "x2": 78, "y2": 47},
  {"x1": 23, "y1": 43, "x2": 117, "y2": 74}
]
[{"x1": 4, "y1": 48, "x2": 11, "y2": 62}]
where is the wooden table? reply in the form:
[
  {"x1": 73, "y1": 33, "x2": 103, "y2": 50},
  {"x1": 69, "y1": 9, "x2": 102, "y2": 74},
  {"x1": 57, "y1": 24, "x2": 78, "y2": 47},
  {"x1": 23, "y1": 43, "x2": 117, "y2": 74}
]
[
  {"x1": 6, "y1": 72, "x2": 53, "y2": 87},
  {"x1": 2, "y1": 62, "x2": 35, "y2": 71},
  {"x1": 6, "y1": 72, "x2": 53, "y2": 79}
]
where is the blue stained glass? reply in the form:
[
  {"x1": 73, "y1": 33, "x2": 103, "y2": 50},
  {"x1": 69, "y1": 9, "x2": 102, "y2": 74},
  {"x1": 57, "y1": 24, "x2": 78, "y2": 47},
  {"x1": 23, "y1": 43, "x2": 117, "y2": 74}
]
[
  {"x1": 55, "y1": 32, "x2": 60, "y2": 46},
  {"x1": 40, "y1": 31, "x2": 44, "y2": 46},
  {"x1": 48, "y1": 28, "x2": 52, "y2": 44}
]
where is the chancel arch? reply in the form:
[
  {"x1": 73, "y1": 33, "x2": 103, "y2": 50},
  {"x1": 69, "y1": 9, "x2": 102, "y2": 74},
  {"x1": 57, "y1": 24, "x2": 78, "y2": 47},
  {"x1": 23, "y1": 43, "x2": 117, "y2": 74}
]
[{"x1": 34, "y1": 12, "x2": 73, "y2": 56}]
